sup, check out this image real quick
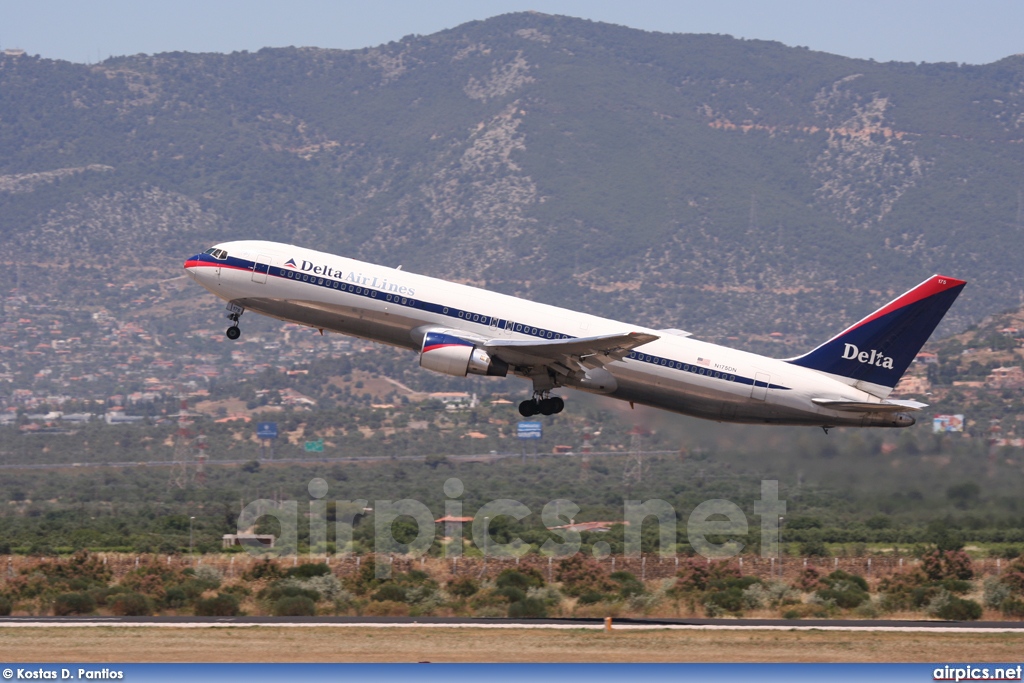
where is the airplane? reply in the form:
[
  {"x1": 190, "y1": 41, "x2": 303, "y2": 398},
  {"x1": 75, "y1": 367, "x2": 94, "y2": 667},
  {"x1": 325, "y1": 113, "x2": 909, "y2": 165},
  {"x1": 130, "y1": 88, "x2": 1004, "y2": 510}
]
[{"x1": 184, "y1": 241, "x2": 965, "y2": 430}]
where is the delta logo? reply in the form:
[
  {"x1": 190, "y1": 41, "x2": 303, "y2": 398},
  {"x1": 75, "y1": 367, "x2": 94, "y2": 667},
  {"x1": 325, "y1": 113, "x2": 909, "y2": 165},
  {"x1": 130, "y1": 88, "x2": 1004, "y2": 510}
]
[
  {"x1": 842, "y1": 343, "x2": 894, "y2": 369},
  {"x1": 284, "y1": 258, "x2": 297, "y2": 269}
]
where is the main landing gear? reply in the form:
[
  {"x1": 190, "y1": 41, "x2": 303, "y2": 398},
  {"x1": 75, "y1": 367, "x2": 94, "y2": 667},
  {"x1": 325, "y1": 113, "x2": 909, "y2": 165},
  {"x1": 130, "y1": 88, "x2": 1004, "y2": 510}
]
[
  {"x1": 518, "y1": 394, "x2": 564, "y2": 417},
  {"x1": 225, "y1": 303, "x2": 244, "y2": 340}
]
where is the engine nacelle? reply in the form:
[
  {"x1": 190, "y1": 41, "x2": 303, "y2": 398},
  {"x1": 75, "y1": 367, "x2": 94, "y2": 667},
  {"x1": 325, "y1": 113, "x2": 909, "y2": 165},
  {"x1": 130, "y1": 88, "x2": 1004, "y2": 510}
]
[{"x1": 419, "y1": 331, "x2": 508, "y2": 377}]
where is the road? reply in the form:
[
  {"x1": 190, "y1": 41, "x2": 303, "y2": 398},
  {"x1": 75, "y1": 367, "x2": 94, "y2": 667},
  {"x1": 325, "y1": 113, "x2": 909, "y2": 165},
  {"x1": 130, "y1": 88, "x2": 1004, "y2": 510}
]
[{"x1": 1, "y1": 616, "x2": 1022, "y2": 631}]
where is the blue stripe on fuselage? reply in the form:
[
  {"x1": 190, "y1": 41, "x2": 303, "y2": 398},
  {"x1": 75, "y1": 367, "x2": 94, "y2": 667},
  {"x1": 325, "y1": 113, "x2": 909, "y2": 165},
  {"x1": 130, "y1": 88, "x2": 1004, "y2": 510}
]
[{"x1": 221, "y1": 255, "x2": 791, "y2": 392}]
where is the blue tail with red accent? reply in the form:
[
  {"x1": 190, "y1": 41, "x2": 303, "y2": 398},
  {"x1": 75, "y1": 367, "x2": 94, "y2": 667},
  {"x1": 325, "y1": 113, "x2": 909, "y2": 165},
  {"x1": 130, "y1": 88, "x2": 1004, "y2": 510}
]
[{"x1": 786, "y1": 275, "x2": 966, "y2": 393}]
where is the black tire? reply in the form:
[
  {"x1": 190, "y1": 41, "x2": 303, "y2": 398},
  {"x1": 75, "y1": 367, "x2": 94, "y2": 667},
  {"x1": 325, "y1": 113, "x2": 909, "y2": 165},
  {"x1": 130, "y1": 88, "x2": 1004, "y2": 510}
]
[
  {"x1": 551, "y1": 396, "x2": 565, "y2": 414},
  {"x1": 538, "y1": 398, "x2": 556, "y2": 416},
  {"x1": 518, "y1": 400, "x2": 537, "y2": 417},
  {"x1": 226, "y1": 326, "x2": 241, "y2": 340}
]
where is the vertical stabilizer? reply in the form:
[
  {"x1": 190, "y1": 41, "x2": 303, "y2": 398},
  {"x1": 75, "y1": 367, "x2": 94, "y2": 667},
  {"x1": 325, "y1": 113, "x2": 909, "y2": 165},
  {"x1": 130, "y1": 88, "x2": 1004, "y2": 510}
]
[{"x1": 786, "y1": 275, "x2": 966, "y2": 396}]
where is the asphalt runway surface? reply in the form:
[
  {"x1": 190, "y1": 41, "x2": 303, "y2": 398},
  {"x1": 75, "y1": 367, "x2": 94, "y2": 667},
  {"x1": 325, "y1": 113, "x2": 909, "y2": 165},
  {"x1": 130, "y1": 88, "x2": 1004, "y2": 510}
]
[{"x1": 1, "y1": 616, "x2": 1022, "y2": 631}]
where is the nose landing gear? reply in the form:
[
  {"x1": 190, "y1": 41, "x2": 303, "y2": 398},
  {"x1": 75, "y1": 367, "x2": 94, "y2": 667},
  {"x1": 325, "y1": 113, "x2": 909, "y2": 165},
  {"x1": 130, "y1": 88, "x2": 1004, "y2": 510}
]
[
  {"x1": 518, "y1": 394, "x2": 564, "y2": 417},
  {"x1": 225, "y1": 303, "x2": 244, "y2": 340}
]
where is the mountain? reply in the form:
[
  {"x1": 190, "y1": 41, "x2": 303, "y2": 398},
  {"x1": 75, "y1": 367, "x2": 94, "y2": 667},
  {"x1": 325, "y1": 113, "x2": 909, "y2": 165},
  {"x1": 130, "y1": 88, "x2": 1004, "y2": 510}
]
[{"x1": 2, "y1": 12, "x2": 1024, "y2": 351}]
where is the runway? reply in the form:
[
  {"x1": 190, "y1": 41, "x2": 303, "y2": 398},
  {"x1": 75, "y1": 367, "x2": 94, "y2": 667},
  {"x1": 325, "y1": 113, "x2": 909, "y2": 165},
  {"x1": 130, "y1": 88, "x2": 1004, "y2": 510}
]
[{"x1": 2, "y1": 616, "x2": 1022, "y2": 632}]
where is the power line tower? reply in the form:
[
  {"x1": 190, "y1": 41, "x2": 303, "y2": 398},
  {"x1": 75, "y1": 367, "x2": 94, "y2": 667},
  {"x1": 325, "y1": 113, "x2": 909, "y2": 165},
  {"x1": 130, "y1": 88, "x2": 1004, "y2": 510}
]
[
  {"x1": 194, "y1": 434, "x2": 207, "y2": 487},
  {"x1": 170, "y1": 397, "x2": 194, "y2": 489},
  {"x1": 579, "y1": 431, "x2": 592, "y2": 482},
  {"x1": 623, "y1": 426, "x2": 648, "y2": 491}
]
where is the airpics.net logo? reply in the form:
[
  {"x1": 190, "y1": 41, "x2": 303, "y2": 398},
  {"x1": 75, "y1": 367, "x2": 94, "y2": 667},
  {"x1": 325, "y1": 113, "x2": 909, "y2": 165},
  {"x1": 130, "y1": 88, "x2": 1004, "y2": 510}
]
[
  {"x1": 234, "y1": 478, "x2": 787, "y2": 579},
  {"x1": 842, "y1": 343, "x2": 894, "y2": 369}
]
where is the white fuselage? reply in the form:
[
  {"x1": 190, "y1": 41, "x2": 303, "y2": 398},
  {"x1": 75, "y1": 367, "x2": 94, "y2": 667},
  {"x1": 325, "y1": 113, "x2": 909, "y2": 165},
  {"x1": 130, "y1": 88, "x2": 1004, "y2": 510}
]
[{"x1": 184, "y1": 240, "x2": 915, "y2": 428}]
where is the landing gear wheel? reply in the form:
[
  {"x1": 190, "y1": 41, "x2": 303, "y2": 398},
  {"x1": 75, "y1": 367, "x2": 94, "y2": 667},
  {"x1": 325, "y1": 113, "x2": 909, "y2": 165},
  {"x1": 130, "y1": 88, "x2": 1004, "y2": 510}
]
[
  {"x1": 518, "y1": 400, "x2": 538, "y2": 417},
  {"x1": 537, "y1": 396, "x2": 565, "y2": 416},
  {"x1": 226, "y1": 325, "x2": 241, "y2": 340}
]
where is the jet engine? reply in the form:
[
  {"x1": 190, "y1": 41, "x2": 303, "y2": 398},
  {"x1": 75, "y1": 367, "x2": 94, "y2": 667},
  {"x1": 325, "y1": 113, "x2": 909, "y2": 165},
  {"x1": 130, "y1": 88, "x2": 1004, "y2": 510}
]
[{"x1": 419, "y1": 331, "x2": 508, "y2": 377}]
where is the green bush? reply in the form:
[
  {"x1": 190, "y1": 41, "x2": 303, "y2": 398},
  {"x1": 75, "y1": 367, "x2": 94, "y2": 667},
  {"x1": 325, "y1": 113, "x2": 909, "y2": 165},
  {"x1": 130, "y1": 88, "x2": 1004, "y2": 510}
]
[
  {"x1": 86, "y1": 586, "x2": 124, "y2": 607},
  {"x1": 816, "y1": 570, "x2": 869, "y2": 609},
  {"x1": 447, "y1": 577, "x2": 479, "y2": 598},
  {"x1": 163, "y1": 587, "x2": 188, "y2": 609},
  {"x1": 798, "y1": 540, "x2": 830, "y2": 557},
  {"x1": 576, "y1": 590, "x2": 607, "y2": 605},
  {"x1": 243, "y1": 559, "x2": 284, "y2": 581},
  {"x1": 816, "y1": 585, "x2": 869, "y2": 609},
  {"x1": 823, "y1": 570, "x2": 868, "y2": 592},
  {"x1": 285, "y1": 563, "x2": 331, "y2": 579},
  {"x1": 109, "y1": 592, "x2": 152, "y2": 617},
  {"x1": 260, "y1": 582, "x2": 320, "y2": 603},
  {"x1": 938, "y1": 579, "x2": 972, "y2": 595},
  {"x1": 194, "y1": 593, "x2": 240, "y2": 617},
  {"x1": 507, "y1": 597, "x2": 547, "y2": 618},
  {"x1": 273, "y1": 595, "x2": 316, "y2": 616},
  {"x1": 371, "y1": 583, "x2": 407, "y2": 603},
  {"x1": 53, "y1": 592, "x2": 96, "y2": 616},
  {"x1": 496, "y1": 568, "x2": 544, "y2": 591},
  {"x1": 496, "y1": 586, "x2": 526, "y2": 604},
  {"x1": 1001, "y1": 598, "x2": 1024, "y2": 618},
  {"x1": 0, "y1": 596, "x2": 11, "y2": 616},
  {"x1": 610, "y1": 571, "x2": 644, "y2": 598},
  {"x1": 704, "y1": 587, "x2": 746, "y2": 615},
  {"x1": 935, "y1": 596, "x2": 982, "y2": 621}
]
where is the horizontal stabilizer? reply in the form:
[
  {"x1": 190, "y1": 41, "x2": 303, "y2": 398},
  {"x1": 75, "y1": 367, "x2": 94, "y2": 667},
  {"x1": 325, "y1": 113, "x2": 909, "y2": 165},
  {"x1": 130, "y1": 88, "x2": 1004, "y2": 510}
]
[{"x1": 812, "y1": 398, "x2": 928, "y2": 413}]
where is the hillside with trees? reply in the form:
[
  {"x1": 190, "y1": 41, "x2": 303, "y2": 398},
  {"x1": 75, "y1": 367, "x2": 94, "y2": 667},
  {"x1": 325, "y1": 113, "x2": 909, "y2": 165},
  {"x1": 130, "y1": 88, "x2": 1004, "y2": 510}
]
[{"x1": 2, "y1": 12, "x2": 1024, "y2": 348}]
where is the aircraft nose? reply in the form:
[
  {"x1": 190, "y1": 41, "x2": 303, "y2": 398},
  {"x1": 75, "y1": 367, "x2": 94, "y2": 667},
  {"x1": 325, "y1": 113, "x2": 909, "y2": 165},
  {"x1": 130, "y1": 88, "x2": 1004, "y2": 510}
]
[{"x1": 184, "y1": 254, "x2": 202, "y2": 280}]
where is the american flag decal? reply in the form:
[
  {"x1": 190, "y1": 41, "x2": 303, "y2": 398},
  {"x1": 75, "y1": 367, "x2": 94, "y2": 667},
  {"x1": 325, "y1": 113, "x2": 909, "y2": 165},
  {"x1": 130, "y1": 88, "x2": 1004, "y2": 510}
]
[{"x1": 697, "y1": 357, "x2": 711, "y2": 366}]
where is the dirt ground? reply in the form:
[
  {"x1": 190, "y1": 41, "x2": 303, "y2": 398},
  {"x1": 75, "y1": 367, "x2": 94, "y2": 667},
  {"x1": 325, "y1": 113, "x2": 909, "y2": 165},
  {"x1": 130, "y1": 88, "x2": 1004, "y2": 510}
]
[{"x1": 0, "y1": 627, "x2": 1022, "y2": 662}]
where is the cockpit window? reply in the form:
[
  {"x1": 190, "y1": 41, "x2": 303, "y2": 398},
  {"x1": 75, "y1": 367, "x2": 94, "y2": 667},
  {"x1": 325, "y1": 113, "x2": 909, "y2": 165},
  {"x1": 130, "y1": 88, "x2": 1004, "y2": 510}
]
[{"x1": 203, "y1": 248, "x2": 229, "y2": 260}]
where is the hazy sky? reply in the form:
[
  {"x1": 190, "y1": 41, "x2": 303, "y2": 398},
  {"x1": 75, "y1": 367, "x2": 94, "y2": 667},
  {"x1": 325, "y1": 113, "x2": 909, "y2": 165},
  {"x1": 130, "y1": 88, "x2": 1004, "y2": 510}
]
[{"x1": 2, "y1": 0, "x2": 1023, "y2": 66}]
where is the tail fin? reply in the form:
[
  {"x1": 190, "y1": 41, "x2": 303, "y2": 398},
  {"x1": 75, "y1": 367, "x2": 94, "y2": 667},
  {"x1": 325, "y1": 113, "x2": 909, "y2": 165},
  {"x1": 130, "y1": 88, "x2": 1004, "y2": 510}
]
[{"x1": 786, "y1": 275, "x2": 966, "y2": 396}]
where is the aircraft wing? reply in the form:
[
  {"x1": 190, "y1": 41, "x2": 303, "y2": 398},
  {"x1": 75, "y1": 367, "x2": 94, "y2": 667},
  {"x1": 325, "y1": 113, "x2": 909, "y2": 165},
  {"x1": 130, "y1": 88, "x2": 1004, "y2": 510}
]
[
  {"x1": 811, "y1": 398, "x2": 928, "y2": 413},
  {"x1": 484, "y1": 331, "x2": 659, "y2": 368}
]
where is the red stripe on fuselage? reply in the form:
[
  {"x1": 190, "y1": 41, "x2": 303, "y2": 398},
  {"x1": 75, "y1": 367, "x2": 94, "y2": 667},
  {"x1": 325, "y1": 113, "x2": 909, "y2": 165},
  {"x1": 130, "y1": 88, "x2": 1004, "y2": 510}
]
[{"x1": 183, "y1": 260, "x2": 251, "y2": 273}]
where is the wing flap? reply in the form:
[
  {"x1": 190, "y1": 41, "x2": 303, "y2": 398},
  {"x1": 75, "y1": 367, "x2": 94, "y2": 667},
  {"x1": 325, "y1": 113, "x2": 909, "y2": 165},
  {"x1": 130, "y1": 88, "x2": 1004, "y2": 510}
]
[
  {"x1": 485, "y1": 331, "x2": 659, "y2": 367},
  {"x1": 812, "y1": 398, "x2": 928, "y2": 413}
]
